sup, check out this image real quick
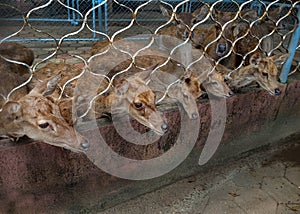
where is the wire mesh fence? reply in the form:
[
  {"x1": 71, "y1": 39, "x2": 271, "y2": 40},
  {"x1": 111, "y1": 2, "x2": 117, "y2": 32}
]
[{"x1": 0, "y1": 0, "x2": 299, "y2": 148}]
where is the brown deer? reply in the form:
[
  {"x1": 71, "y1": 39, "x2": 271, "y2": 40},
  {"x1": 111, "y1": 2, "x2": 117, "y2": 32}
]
[
  {"x1": 0, "y1": 42, "x2": 34, "y2": 76},
  {"x1": 159, "y1": 5, "x2": 285, "y2": 69},
  {"x1": 159, "y1": 4, "x2": 208, "y2": 42},
  {"x1": 76, "y1": 66, "x2": 169, "y2": 136},
  {"x1": 231, "y1": 6, "x2": 290, "y2": 67},
  {"x1": 0, "y1": 42, "x2": 34, "y2": 107},
  {"x1": 0, "y1": 74, "x2": 90, "y2": 152},
  {"x1": 90, "y1": 39, "x2": 234, "y2": 120},
  {"x1": 201, "y1": 71, "x2": 234, "y2": 98},
  {"x1": 33, "y1": 62, "x2": 169, "y2": 135},
  {"x1": 221, "y1": 53, "x2": 289, "y2": 95},
  {"x1": 31, "y1": 62, "x2": 83, "y2": 98},
  {"x1": 90, "y1": 41, "x2": 204, "y2": 119},
  {"x1": 159, "y1": 4, "x2": 239, "y2": 68}
]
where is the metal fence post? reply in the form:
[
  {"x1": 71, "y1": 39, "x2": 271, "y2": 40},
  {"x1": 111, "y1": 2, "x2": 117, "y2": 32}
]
[{"x1": 280, "y1": 8, "x2": 300, "y2": 83}]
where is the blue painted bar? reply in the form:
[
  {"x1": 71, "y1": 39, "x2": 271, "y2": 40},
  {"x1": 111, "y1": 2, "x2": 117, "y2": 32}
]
[
  {"x1": 280, "y1": 8, "x2": 300, "y2": 83},
  {"x1": 98, "y1": 0, "x2": 103, "y2": 39},
  {"x1": 0, "y1": 18, "x2": 82, "y2": 22}
]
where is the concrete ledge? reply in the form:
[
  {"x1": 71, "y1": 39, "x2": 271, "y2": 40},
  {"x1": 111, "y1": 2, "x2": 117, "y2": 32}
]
[{"x1": 1, "y1": 77, "x2": 300, "y2": 212}]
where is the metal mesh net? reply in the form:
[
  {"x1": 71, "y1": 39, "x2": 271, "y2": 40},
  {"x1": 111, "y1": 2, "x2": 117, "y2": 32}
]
[{"x1": 0, "y1": 0, "x2": 299, "y2": 121}]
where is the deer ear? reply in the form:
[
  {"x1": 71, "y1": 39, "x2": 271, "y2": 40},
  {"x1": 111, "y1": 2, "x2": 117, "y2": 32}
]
[
  {"x1": 42, "y1": 73, "x2": 62, "y2": 96},
  {"x1": 268, "y1": 7, "x2": 282, "y2": 20},
  {"x1": 192, "y1": 4, "x2": 209, "y2": 21},
  {"x1": 115, "y1": 79, "x2": 129, "y2": 96},
  {"x1": 160, "y1": 5, "x2": 172, "y2": 19},
  {"x1": 1, "y1": 101, "x2": 22, "y2": 121},
  {"x1": 270, "y1": 53, "x2": 289, "y2": 67},
  {"x1": 241, "y1": 8, "x2": 258, "y2": 20},
  {"x1": 233, "y1": 22, "x2": 248, "y2": 38},
  {"x1": 138, "y1": 64, "x2": 158, "y2": 82}
]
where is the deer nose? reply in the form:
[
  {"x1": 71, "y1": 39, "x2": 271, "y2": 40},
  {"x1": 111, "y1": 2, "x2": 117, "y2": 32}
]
[
  {"x1": 228, "y1": 91, "x2": 235, "y2": 97},
  {"x1": 274, "y1": 88, "x2": 281, "y2": 95},
  {"x1": 217, "y1": 44, "x2": 227, "y2": 54},
  {"x1": 161, "y1": 123, "x2": 168, "y2": 133},
  {"x1": 80, "y1": 139, "x2": 90, "y2": 150}
]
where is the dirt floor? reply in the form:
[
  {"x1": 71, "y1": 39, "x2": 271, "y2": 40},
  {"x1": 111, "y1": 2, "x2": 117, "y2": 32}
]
[{"x1": 99, "y1": 139, "x2": 300, "y2": 213}]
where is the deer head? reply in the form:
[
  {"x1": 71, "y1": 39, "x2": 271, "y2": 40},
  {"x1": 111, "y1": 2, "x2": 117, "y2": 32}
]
[
  {"x1": 160, "y1": 4, "x2": 208, "y2": 41},
  {"x1": 227, "y1": 53, "x2": 289, "y2": 95},
  {"x1": 0, "y1": 75, "x2": 89, "y2": 152},
  {"x1": 201, "y1": 71, "x2": 234, "y2": 98},
  {"x1": 249, "y1": 53, "x2": 288, "y2": 95},
  {"x1": 151, "y1": 68, "x2": 202, "y2": 120},
  {"x1": 160, "y1": 5, "x2": 235, "y2": 64},
  {"x1": 201, "y1": 24, "x2": 235, "y2": 62},
  {"x1": 106, "y1": 66, "x2": 168, "y2": 136}
]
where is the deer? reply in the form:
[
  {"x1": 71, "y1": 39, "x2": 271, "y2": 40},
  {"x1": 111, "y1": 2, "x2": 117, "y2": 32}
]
[
  {"x1": 32, "y1": 62, "x2": 169, "y2": 136},
  {"x1": 77, "y1": 65, "x2": 169, "y2": 136},
  {"x1": 90, "y1": 40, "x2": 204, "y2": 119},
  {"x1": 0, "y1": 74, "x2": 90, "y2": 153},
  {"x1": 159, "y1": 4, "x2": 240, "y2": 69},
  {"x1": 90, "y1": 38, "x2": 234, "y2": 120},
  {"x1": 0, "y1": 42, "x2": 35, "y2": 107},
  {"x1": 159, "y1": 4, "x2": 285, "y2": 69},
  {"x1": 0, "y1": 62, "x2": 30, "y2": 108},
  {"x1": 0, "y1": 42, "x2": 34, "y2": 76},
  {"x1": 110, "y1": 53, "x2": 233, "y2": 114},
  {"x1": 219, "y1": 53, "x2": 289, "y2": 95},
  {"x1": 231, "y1": 6, "x2": 292, "y2": 67},
  {"x1": 31, "y1": 62, "x2": 83, "y2": 98}
]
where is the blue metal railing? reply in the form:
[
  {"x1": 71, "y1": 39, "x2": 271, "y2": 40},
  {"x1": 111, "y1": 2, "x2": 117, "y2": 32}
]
[{"x1": 280, "y1": 8, "x2": 300, "y2": 83}]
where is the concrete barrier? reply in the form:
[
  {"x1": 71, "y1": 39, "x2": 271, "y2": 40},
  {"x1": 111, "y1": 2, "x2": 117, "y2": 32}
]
[{"x1": 1, "y1": 77, "x2": 300, "y2": 213}]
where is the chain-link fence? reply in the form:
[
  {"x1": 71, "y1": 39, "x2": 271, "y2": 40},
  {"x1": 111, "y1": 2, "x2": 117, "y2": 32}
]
[{"x1": 0, "y1": 0, "x2": 299, "y2": 152}]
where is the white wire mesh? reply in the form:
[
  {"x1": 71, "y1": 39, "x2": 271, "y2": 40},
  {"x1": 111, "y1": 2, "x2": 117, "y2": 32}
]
[{"x1": 0, "y1": 0, "x2": 299, "y2": 116}]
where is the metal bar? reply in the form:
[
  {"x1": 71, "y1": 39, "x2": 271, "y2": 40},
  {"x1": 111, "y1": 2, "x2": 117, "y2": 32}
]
[
  {"x1": 67, "y1": 0, "x2": 71, "y2": 22},
  {"x1": 280, "y1": 8, "x2": 300, "y2": 83},
  {"x1": 104, "y1": 1, "x2": 108, "y2": 35},
  {"x1": 98, "y1": 0, "x2": 103, "y2": 39},
  {"x1": 92, "y1": 0, "x2": 96, "y2": 38}
]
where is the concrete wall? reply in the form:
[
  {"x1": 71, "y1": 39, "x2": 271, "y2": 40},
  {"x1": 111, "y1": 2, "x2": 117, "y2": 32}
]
[{"x1": 1, "y1": 78, "x2": 300, "y2": 213}]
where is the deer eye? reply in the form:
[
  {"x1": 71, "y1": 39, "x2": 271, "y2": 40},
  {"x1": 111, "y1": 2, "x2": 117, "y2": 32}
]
[
  {"x1": 134, "y1": 102, "x2": 143, "y2": 109},
  {"x1": 185, "y1": 78, "x2": 191, "y2": 84},
  {"x1": 38, "y1": 122, "x2": 50, "y2": 129}
]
